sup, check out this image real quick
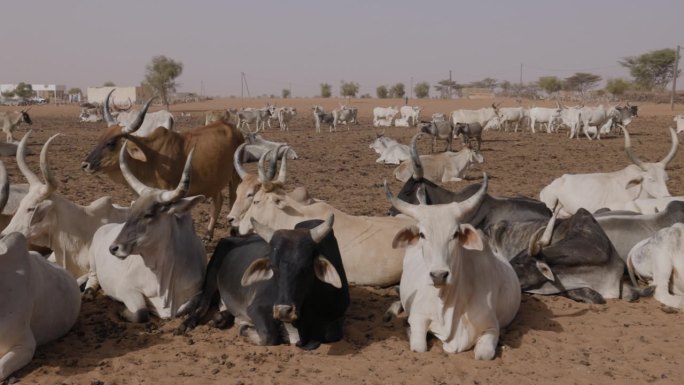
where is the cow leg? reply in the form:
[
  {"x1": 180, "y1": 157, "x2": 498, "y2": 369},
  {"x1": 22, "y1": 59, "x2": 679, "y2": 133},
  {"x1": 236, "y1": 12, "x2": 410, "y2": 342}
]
[
  {"x1": 473, "y1": 327, "x2": 499, "y2": 360},
  {"x1": 205, "y1": 193, "x2": 223, "y2": 241},
  {"x1": 322, "y1": 316, "x2": 345, "y2": 343},
  {"x1": 407, "y1": 314, "x2": 430, "y2": 352},
  {"x1": 652, "y1": 255, "x2": 684, "y2": 309},
  {"x1": 118, "y1": 291, "x2": 150, "y2": 323},
  {"x1": 245, "y1": 305, "x2": 280, "y2": 346},
  {"x1": 383, "y1": 300, "x2": 404, "y2": 322},
  {"x1": 0, "y1": 333, "x2": 36, "y2": 381},
  {"x1": 562, "y1": 287, "x2": 606, "y2": 304},
  {"x1": 82, "y1": 271, "x2": 100, "y2": 301}
]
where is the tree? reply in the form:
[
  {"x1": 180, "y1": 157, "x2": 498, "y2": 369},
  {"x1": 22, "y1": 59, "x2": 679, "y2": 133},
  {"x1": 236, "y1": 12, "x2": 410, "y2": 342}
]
[
  {"x1": 605, "y1": 78, "x2": 631, "y2": 97},
  {"x1": 470, "y1": 77, "x2": 498, "y2": 90},
  {"x1": 144, "y1": 55, "x2": 184, "y2": 109},
  {"x1": 282, "y1": 88, "x2": 291, "y2": 99},
  {"x1": 434, "y1": 79, "x2": 459, "y2": 99},
  {"x1": 340, "y1": 81, "x2": 359, "y2": 97},
  {"x1": 620, "y1": 48, "x2": 680, "y2": 91},
  {"x1": 320, "y1": 83, "x2": 332, "y2": 98},
  {"x1": 537, "y1": 76, "x2": 563, "y2": 95},
  {"x1": 376, "y1": 85, "x2": 388, "y2": 99},
  {"x1": 499, "y1": 80, "x2": 512, "y2": 96},
  {"x1": 389, "y1": 83, "x2": 405, "y2": 98},
  {"x1": 414, "y1": 82, "x2": 430, "y2": 99},
  {"x1": 1, "y1": 90, "x2": 14, "y2": 98},
  {"x1": 563, "y1": 72, "x2": 602, "y2": 95},
  {"x1": 68, "y1": 87, "x2": 82, "y2": 95},
  {"x1": 102, "y1": 81, "x2": 116, "y2": 87},
  {"x1": 14, "y1": 82, "x2": 33, "y2": 99}
]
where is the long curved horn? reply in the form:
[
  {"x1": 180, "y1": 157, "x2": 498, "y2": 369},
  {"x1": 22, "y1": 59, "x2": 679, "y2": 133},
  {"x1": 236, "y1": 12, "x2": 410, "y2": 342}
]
[
  {"x1": 453, "y1": 173, "x2": 488, "y2": 219},
  {"x1": 233, "y1": 143, "x2": 249, "y2": 180},
  {"x1": 39, "y1": 134, "x2": 61, "y2": 193},
  {"x1": 160, "y1": 149, "x2": 193, "y2": 202},
  {"x1": 410, "y1": 133, "x2": 424, "y2": 180},
  {"x1": 660, "y1": 127, "x2": 679, "y2": 166},
  {"x1": 310, "y1": 213, "x2": 335, "y2": 243},
  {"x1": 529, "y1": 201, "x2": 562, "y2": 256},
  {"x1": 622, "y1": 127, "x2": 647, "y2": 171},
  {"x1": 0, "y1": 161, "x2": 9, "y2": 213},
  {"x1": 16, "y1": 131, "x2": 41, "y2": 185},
  {"x1": 119, "y1": 142, "x2": 152, "y2": 196},
  {"x1": 103, "y1": 89, "x2": 116, "y2": 126},
  {"x1": 384, "y1": 179, "x2": 421, "y2": 219},
  {"x1": 122, "y1": 97, "x2": 155, "y2": 134},
  {"x1": 275, "y1": 147, "x2": 289, "y2": 185},
  {"x1": 117, "y1": 97, "x2": 133, "y2": 111},
  {"x1": 267, "y1": 145, "x2": 284, "y2": 181},
  {"x1": 257, "y1": 150, "x2": 271, "y2": 183}
]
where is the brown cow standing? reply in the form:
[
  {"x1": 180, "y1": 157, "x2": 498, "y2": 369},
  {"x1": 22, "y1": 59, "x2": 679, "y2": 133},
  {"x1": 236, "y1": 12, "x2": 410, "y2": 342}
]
[{"x1": 81, "y1": 98, "x2": 244, "y2": 240}]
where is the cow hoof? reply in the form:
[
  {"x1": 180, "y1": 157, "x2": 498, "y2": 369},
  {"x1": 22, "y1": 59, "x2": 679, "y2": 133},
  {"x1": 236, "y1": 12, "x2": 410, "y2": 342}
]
[
  {"x1": 82, "y1": 288, "x2": 96, "y2": 301},
  {"x1": 297, "y1": 340, "x2": 321, "y2": 351},
  {"x1": 212, "y1": 311, "x2": 235, "y2": 329}
]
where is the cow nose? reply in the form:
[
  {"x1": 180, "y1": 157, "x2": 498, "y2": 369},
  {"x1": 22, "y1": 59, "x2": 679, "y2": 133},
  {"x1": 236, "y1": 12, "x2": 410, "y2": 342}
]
[
  {"x1": 429, "y1": 271, "x2": 449, "y2": 285},
  {"x1": 109, "y1": 244, "x2": 119, "y2": 255},
  {"x1": 81, "y1": 161, "x2": 90, "y2": 171},
  {"x1": 273, "y1": 305, "x2": 297, "y2": 322},
  {"x1": 227, "y1": 216, "x2": 236, "y2": 226}
]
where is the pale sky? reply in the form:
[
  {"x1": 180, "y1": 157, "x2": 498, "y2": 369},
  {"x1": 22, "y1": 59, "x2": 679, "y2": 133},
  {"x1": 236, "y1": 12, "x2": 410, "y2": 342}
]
[{"x1": 2, "y1": 0, "x2": 682, "y2": 97}]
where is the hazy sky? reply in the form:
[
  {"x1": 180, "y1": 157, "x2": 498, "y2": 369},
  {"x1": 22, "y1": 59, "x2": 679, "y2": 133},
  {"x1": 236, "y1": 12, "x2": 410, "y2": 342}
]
[{"x1": 2, "y1": 0, "x2": 682, "y2": 97}]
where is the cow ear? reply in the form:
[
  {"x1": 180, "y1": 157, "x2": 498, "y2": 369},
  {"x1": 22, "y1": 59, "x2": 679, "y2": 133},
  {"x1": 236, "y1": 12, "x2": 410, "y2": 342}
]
[
  {"x1": 31, "y1": 200, "x2": 54, "y2": 225},
  {"x1": 535, "y1": 260, "x2": 555, "y2": 282},
  {"x1": 85, "y1": 196, "x2": 113, "y2": 215},
  {"x1": 625, "y1": 176, "x2": 643, "y2": 190},
  {"x1": 392, "y1": 226, "x2": 420, "y2": 248},
  {"x1": 125, "y1": 141, "x2": 147, "y2": 162},
  {"x1": 314, "y1": 256, "x2": 342, "y2": 288},
  {"x1": 241, "y1": 257, "x2": 274, "y2": 286},
  {"x1": 167, "y1": 195, "x2": 205, "y2": 215},
  {"x1": 458, "y1": 223, "x2": 483, "y2": 251}
]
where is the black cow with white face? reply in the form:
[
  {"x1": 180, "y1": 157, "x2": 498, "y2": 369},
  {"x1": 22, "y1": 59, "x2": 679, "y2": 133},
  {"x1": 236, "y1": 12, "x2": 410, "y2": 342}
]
[{"x1": 179, "y1": 215, "x2": 349, "y2": 350}]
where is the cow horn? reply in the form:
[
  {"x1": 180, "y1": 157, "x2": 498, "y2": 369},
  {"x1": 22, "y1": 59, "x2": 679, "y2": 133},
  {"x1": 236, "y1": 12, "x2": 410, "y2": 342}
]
[
  {"x1": 16, "y1": 131, "x2": 41, "y2": 186},
  {"x1": 454, "y1": 173, "x2": 488, "y2": 219},
  {"x1": 103, "y1": 89, "x2": 116, "y2": 126},
  {"x1": 234, "y1": 143, "x2": 249, "y2": 180},
  {"x1": 660, "y1": 127, "x2": 679, "y2": 166},
  {"x1": 416, "y1": 184, "x2": 427, "y2": 205},
  {"x1": 410, "y1": 133, "x2": 424, "y2": 180},
  {"x1": 160, "y1": 149, "x2": 194, "y2": 203},
  {"x1": 275, "y1": 147, "x2": 289, "y2": 185},
  {"x1": 529, "y1": 202, "x2": 562, "y2": 256},
  {"x1": 122, "y1": 97, "x2": 155, "y2": 134},
  {"x1": 384, "y1": 179, "x2": 421, "y2": 219},
  {"x1": 267, "y1": 145, "x2": 284, "y2": 181},
  {"x1": 119, "y1": 142, "x2": 153, "y2": 196},
  {"x1": 39, "y1": 133, "x2": 61, "y2": 193},
  {"x1": 527, "y1": 226, "x2": 546, "y2": 257},
  {"x1": 622, "y1": 127, "x2": 647, "y2": 171},
  {"x1": 257, "y1": 150, "x2": 271, "y2": 183},
  {"x1": 0, "y1": 161, "x2": 9, "y2": 214},
  {"x1": 310, "y1": 213, "x2": 335, "y2": 243}
]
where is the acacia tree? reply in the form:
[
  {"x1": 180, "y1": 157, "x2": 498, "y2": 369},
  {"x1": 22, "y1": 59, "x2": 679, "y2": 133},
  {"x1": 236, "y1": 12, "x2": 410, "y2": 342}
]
[
  {"x1": 605, "y1": 78, "x2": 631, "y2": 97},
  {"x1": 376, "y1": 85, "x2": 388, "y2": 99},
  {"x1": 434, "y1": 79, "x2": 459, "y2": 99},
  {"x1": 144, "y1": 55, "x2": 183, "y2": 109},
  {"x1": 389, "y1": 83, "x2": 405, "y2": 98},
  {"x1": 282, "y1": 89, "x2": 291, "y2": 99},
  {"x1": 538, "y1": 76, "x2": 563, "y2": 95},
  {"x1": 414, "y1": 82, "x2": 430, "y2": 98},
  {"x1": 564, "y1": 72, "x2": 602, "y2": 95},
  {"x1": 68, "y1": 87, "x2": 82, "y2": 95},
  {"x1": 102, "y1": 81, "x2": 115, "y2": 87},
  {"x1": 340, "y1": 81, "x2": 359, "y2": 97},
  {"x1": 320, "y1": 83, "x2": 332, "y2": 98},
  {"x1": 14, "y1": 82, "x2": 33, "y2": 99},
  {"x1": 620, "y1": 48, "x2": 680, "y2": 91}
]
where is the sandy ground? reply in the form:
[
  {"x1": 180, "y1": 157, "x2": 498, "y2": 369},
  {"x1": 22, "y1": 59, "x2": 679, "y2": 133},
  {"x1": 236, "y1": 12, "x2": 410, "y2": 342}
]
[{"x1": 2, "y1": 98, "x2": 684, "y2": 385}]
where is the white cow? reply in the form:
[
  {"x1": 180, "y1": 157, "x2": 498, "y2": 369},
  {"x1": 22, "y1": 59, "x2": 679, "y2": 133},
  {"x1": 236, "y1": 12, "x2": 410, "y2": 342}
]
[
  {"x1": 332, "y1": 106, "x2": 358, "y2": 130},
  {"x1": 400, "y1": 106, "x2": 422, "y2": 127},
  {"x1": 528, "y1": 106, "x2": 562, "y2": 133},
  {"x1": 87, "y1": 147, "x2": 205, "y2": 321},
  {"x1": 373, "y1": 106, "x2": 399, "y2": 127},
  {"x1": 497, "y1": 107, "x2": 527, "y2": 132},
  {"x1": 539, "y1": 128, "x2": 679, "y2": 216},
  {"x1": 278, "y1": 107, "x2": 297, "y2": 130},
  {"x1": 431, "y1": 113, "x2": 446, "y2": 122},
  {"x1": 103, "y1": 91, "x2": 175, "y2": 137},
  {"x1": 394, "y1": 138, "x2": 483, "y2": 183},
  {"x1": 369, "y1": 134, "x2": 410, "y2": 165},
  {"x1": 627, "y1": 223, "x2": 684, "y2": 310},
  {"x1": 385, "y1": 176, "x2": 520, "y2": 358},
  {"x1": 0, "y1": 109, "x2": 32, "y2": 142},
  {"x1": 675, "y1": 115, "x2": 684, "y2": 134},
  {"x1": 451, "y1": 104, "x2": 500, "y2": 126},
  {"x1": 559, "y1": 106, "x2": 583, "y2": 139},
  {"x1": 0, "y1": 132, "x2": 129, "y2": 286}
]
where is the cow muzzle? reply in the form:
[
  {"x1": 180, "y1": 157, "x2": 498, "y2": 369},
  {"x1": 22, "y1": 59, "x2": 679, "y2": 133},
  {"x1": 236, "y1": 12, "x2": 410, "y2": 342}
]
[
  {"x1": 81, "y1": 161, "x2": 96, "y2": 173},
  {"x1": 109, "y1": 243, "x2": 131, "y2": 259},
  {"x1": 429, "y1": 270, "x2": 449, "y2": 286},
  {"x1": 273, "y1": 304, "x2": 298, "y2": 322}
]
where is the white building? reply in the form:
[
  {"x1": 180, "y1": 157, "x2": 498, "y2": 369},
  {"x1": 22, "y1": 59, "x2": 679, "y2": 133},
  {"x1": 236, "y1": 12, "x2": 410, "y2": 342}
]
[
  {"x1": 86, "y1": 86, "x2": 143, "y2": 104},
  {"x1": 0, "y1": 83, "x2": 66, "y2": 99}
]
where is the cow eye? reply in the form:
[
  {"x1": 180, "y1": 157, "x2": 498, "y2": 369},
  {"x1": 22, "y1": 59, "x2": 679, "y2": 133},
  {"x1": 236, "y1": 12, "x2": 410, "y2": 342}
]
[
  {"x1": 419, "y1": 232, "x2": 425, "y2": 239},
  {"x1": 452, "y1": 230, "x2": 459, "y2": 239},
  {"x1": 247, "y1": 193, "x2": 254, "y2": 198},
  {"x1": 106, "y1": 140, "x2": 117, "y2": 149},
  {"x1": 27, "y1": 206, "x2": 35, "y2": 212}
]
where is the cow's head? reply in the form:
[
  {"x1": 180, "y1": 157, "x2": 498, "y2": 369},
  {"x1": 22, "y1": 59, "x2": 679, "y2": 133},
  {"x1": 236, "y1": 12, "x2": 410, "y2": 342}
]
[
  {"x1": 386, "y1": 175, "x2": 488, "y2": 287},
  {"x1": 19, "y1": 109, "x2": 32, "y2": 125},
  {"x1": 241, "y1": 214, "x2": 342, "y2": 323},
  {"x1": 1, "y1": 132, "x2": 60, "y2": 240},
  {"x1": 108, "y1": 145, "x2": 204, "y2": 258},
  {"x1": 81, "y1": 93, "x2": 155, "y2": 174},
  {"x1": 623, "y1": 127, "x2": 678, "y2": 199},
  {"x1": 613, "y1": 104, "x2": 638, "y2": 126}
]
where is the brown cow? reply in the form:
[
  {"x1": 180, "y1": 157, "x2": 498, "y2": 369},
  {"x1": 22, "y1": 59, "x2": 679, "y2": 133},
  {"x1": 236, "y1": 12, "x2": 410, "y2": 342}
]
[{"x1": 81, "y1": 98, "x2": 244, "y2": 240}]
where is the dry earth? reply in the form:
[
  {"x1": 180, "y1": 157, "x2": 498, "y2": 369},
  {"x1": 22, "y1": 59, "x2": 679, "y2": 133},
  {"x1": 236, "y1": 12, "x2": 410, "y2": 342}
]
[{"x1": 2, "y1": 98, "x2": 684, "y2": 385}]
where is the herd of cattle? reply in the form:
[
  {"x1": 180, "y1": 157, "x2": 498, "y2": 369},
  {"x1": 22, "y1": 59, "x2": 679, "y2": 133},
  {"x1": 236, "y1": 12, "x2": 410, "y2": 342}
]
[{"x1": 3, "y1": 91, "x2": 684, "y2": 380}]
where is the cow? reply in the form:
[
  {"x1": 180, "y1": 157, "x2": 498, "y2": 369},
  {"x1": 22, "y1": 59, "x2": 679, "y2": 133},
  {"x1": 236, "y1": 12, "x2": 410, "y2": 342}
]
[
  {"x1": 578, "y1": 105, "x2": 613, "y2": 140},
  {"x1": 385, "y1": 176, "x2": 520, "y2": 358},
  {"x1": 627, "y1": 223, "x2": 684, "y2": 310},
  {"x1": 102, "y1": 90, "x2": 175, "y2": 137},
  {"x1": 369, "y1": 132, "x2": 410, "y2": 165},
  {"x1": 539, "y1": 127, "x2": 679, "y2": 217},
  {"x1": 79, "y1": 105, "x2": 102, "y2": 122},
  {"x1": 393, "y1": 134, "x2": 483, "y2": 183},
  {"x1": 0, "y1": 109, "x2": 32, "y2": 142},
  {"x1": 312, "y1": 105, "x2": 335, "y2": 133},
  {"x1": 528, "y1": 106, "x2": 562, "y2": 134},
  {"x1": 489, "y1": 203, "x2": 647, "y2": 303},
  {"x1": 236, "y1": 107, "x2": 271, "y2": 132},
  {"x1": 0, "y1": 132, "x2": 128, "y2": 287},
  {"x1": 277, "y1": 107, "x2": 297, "y2": 131},
  {"x1": 675, "y1": 115, "x2": 684, "y2": 134},
  {"x1": 237, "y1": 151, "x2": 414, "y2": 286},
  {"x1": 86, "y1": 147, "x2": 205, "y2": 321},
  {"x1": 373, "y1": 106, "x2": 399, "y2": 127},
  {"x1": 81, "y1": 97, "x2": 245, "y2": 240},
  {"x1": 451, "y1": 103, "x2": 501, "y2": 126},
  {"x1": 178, "y1": 215, "x2": 349, "y2": 350},
  {"x1": 497, "y1": 107, "x2": 527, "y2": 132},
  {"x1": 454, "y1": 122, "x2": 483, "y2": 150},
  {"x1": 418, "y1": 121, "x2": 454, "y2": 152},
  {"x1": 332, "y1": 105, "x2": 358, "y2": 130},
  {"x1": 596, "y1": 201, "x2": 684, "y2": 262},
  {"x1": 400, "y1": 106, "x2": 422, "y2": 127},
  {"x1": 241, "y1": 133, "x2": 298, "y2": 163},
  {"x1": 205, "y1": 110, "x2": 231, "y2": 126},
  {"x1": 559, "y1": 106, "x2": 584, "y2": 139},
  {"x1": 431, "y1": 113, "x2": 446, "y2": 122},
  {"x1": 393, "y1": 117, "x2": 411, "y2": 127},
  {"x1": 0, "y1": 160, "x2": 80, "y2": 381}
]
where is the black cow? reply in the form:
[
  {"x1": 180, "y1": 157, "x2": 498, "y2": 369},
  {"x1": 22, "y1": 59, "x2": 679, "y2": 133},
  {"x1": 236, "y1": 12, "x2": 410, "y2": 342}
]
[{"x1": 178, "y1": 215, "x2": 349, "y2": 350}]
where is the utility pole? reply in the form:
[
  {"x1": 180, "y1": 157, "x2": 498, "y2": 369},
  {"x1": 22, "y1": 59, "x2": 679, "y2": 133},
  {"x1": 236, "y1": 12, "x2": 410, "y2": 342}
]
[
  {"x1": 672, "y1": 45, "x2": 680, "y2": 111},
  {"x1": 200, "y1": 80, "x2": 204, "y2": 97},
  {"x1": 241, "y1": 72, "x2": 244, "y2": 103},
  {"x1": 449, "y1": 70, "x2": 452, "y2": 99},
  {"x1": 289, "y1": 82, "x2": 292, "y2": 98},
  {"x1": 519, "y1": 63, "x2": 523, "y2": 88},
  {"x1": 410, "y1": 76, "x2": 413, "y2": 99}
]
